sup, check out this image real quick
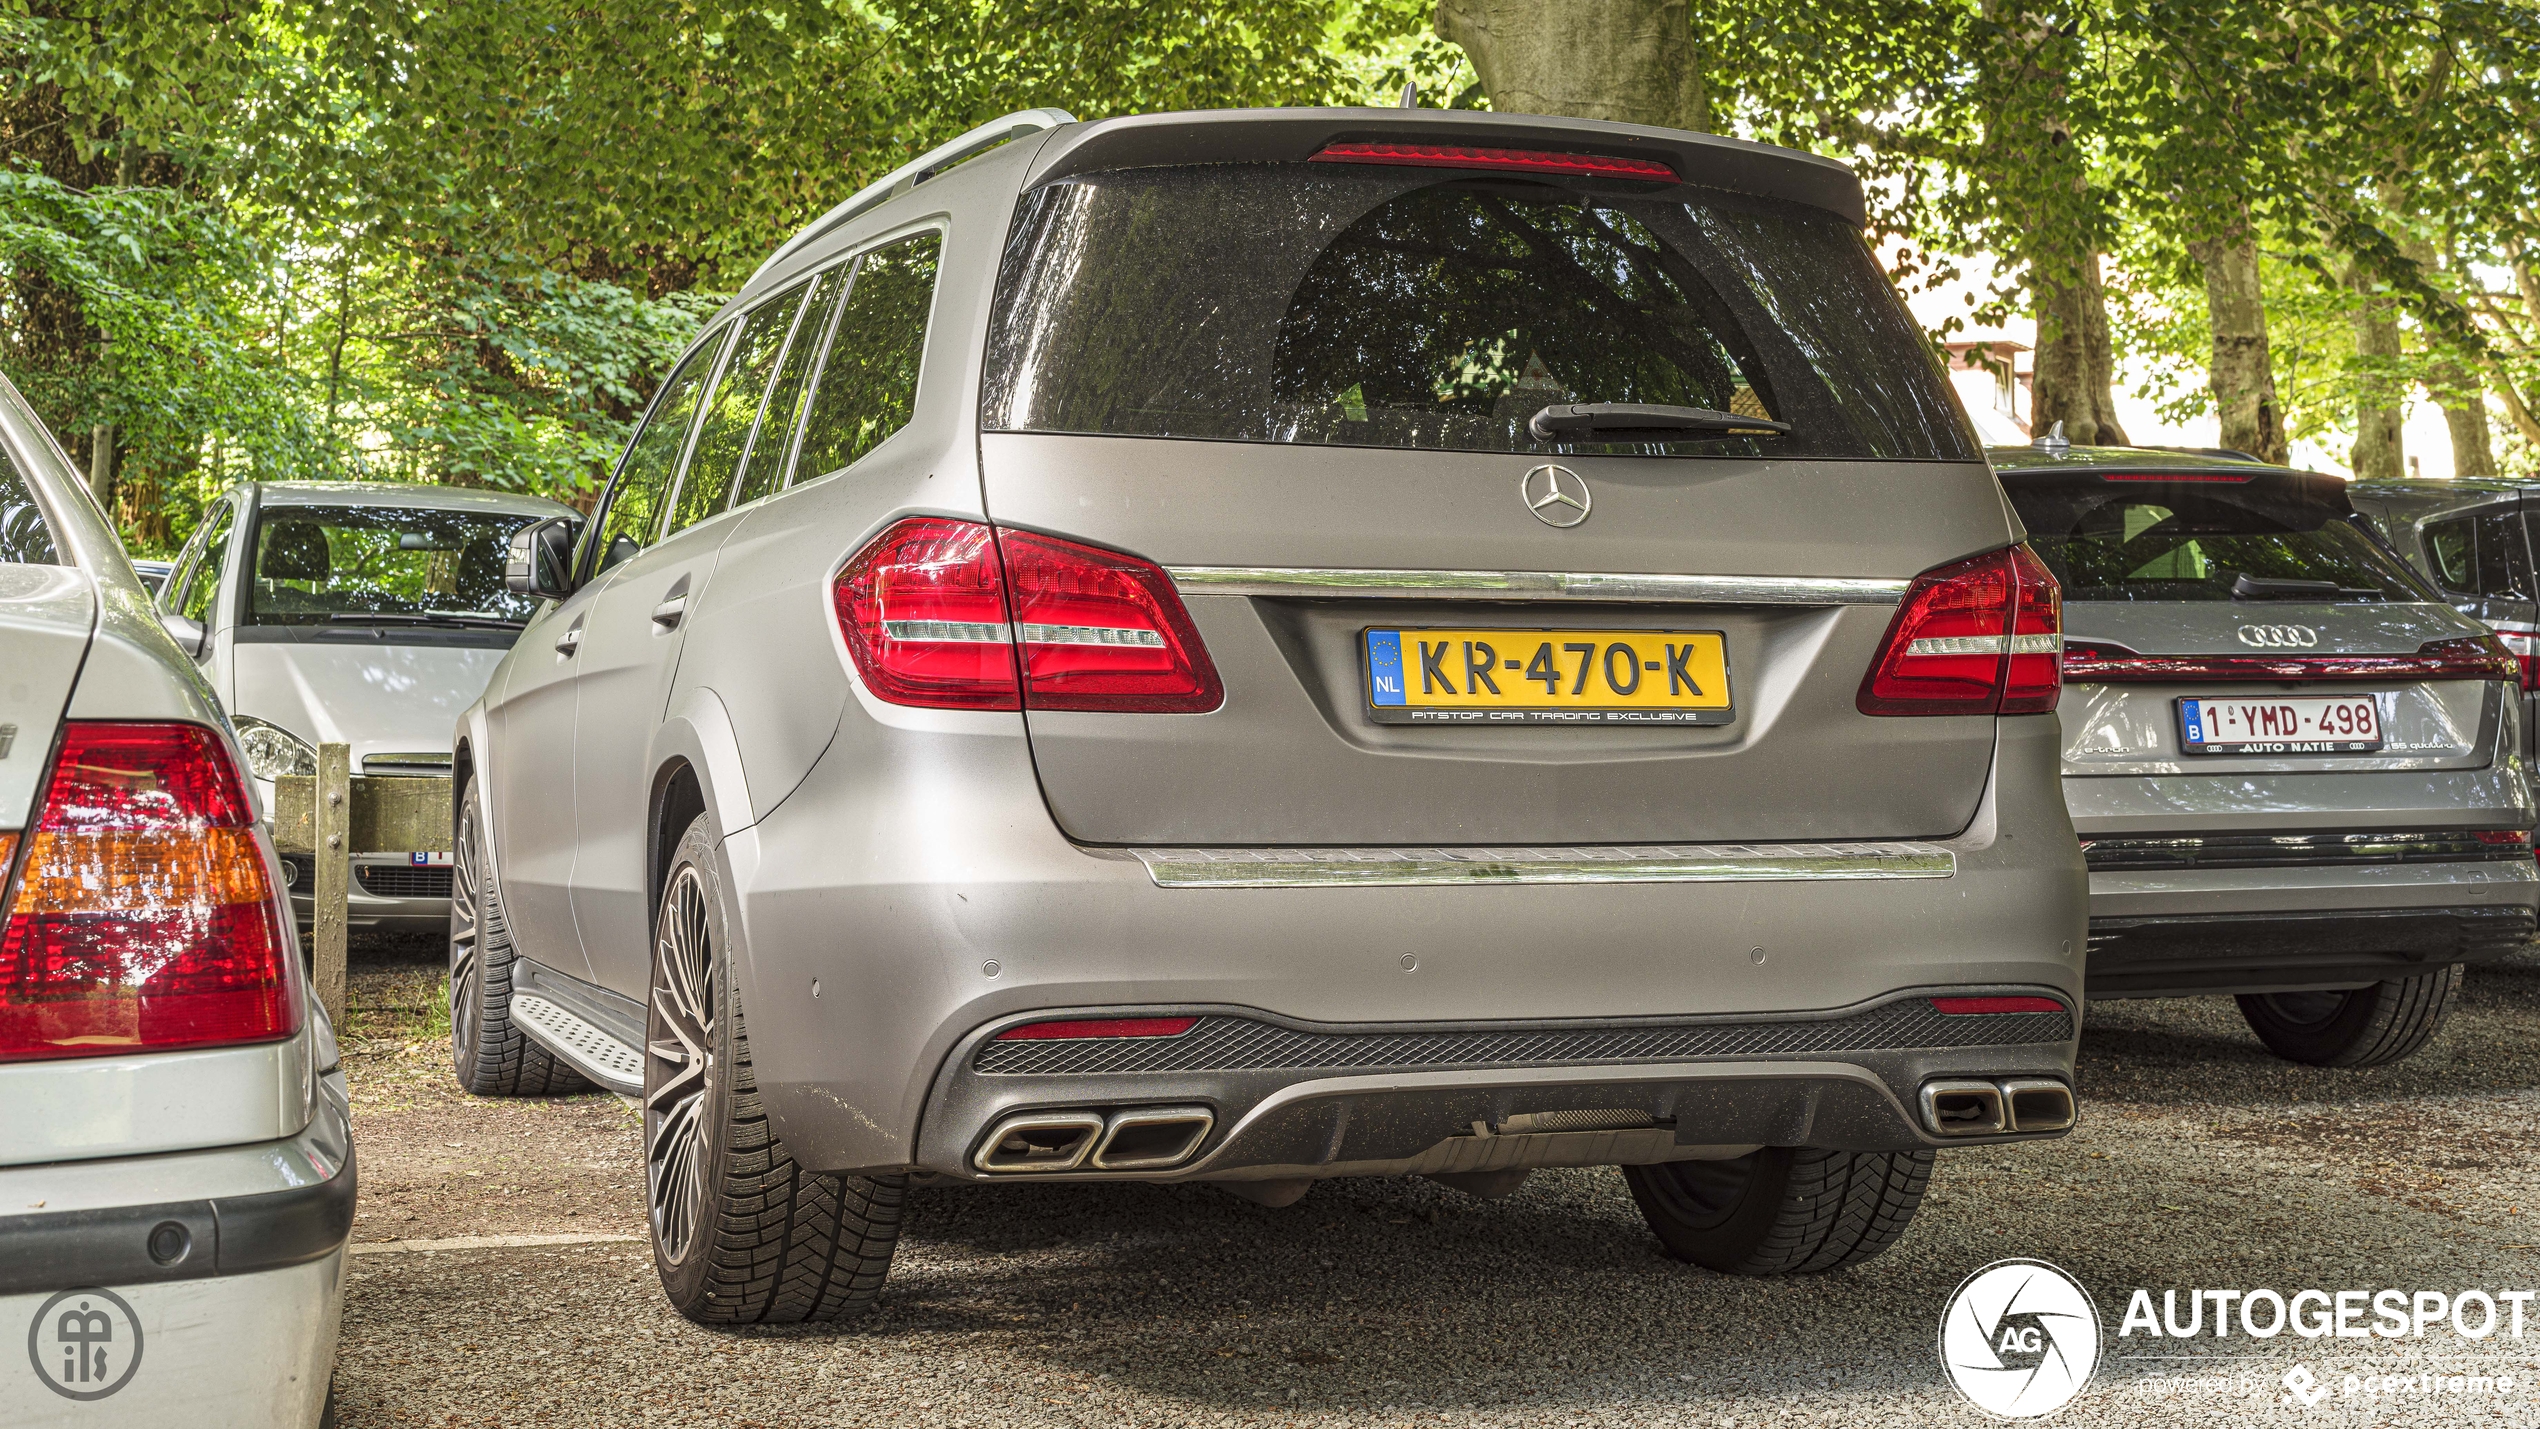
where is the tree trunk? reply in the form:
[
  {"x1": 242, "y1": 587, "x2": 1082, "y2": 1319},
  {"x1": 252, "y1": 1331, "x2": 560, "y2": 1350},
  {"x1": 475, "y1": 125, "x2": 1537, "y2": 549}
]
[
  {"x1": 1435, "y1": 0, "x2": 1708, "y2": 131},
  {"x1": 88, "y1": 423, "x2": 115, "y2": 509},
  {"x1": 2186, "y1": 228, "x2": 2287, "y2": 463},
  {"x1": 2434, "y1": 366, "x2": 2495, "y2": 476},
  {"x1": 2030, "y1": 248, "x2": 2130, "y2": 446},
  {"x1": 2348, "y1": 260, "x2": 2405, "y2": 479}
]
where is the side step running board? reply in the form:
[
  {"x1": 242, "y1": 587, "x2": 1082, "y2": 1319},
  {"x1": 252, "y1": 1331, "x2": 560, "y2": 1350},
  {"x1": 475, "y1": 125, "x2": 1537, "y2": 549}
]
[{"x1": 510, "y1": 994, "x2": 645, "y2": 1096}]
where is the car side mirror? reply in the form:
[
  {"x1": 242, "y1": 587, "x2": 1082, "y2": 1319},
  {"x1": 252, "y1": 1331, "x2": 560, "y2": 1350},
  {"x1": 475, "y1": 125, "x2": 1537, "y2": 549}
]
[
  {"x1": 506, "y1": 516, "x2": 578, "y2": 601},
  {"x1": 158, "y1": 610, "x2": 208, "y2": 659}
]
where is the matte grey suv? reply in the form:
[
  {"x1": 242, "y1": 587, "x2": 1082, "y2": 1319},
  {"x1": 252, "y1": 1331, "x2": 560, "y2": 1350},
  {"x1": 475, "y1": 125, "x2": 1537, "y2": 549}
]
[
  {"x1": 1994, "y1": 444, "x2": 2537, "y2": 1066},
  {"x1": 454, "y1": 107, "x2": 2086, "y2": 1323}
]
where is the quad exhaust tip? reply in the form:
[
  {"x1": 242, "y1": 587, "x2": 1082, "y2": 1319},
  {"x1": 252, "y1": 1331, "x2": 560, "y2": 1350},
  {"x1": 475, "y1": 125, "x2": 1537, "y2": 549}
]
[
  {"x1": 975, "y1": 1106, "x2": 1214, "y2": 1174},
  {"x1": 1919, "y1": 1078, "x2": 2076, "y2": 1137}
]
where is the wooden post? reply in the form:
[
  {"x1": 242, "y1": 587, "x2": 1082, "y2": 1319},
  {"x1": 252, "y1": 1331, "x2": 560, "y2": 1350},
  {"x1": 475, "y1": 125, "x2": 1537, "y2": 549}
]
[{"x1": 312, "y1": 743, "x2": 352, "y2": 1029}]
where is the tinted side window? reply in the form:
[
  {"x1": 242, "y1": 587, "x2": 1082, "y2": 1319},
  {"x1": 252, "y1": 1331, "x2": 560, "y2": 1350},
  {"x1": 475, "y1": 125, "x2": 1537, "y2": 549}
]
[
  {"x1": 180, "y1": 502, "x2": 236, "y2": 623},
  {"x1": 734, "y1": 269, "x2": 843, "y2": 508},
  {"x1": 2424, "y1": 518, "x2": 2475, "y2": 594},
  {"x1": 0, "y1": 446, "x2": 58, "y2": 564},
  {"x1": 670, "y1": 280, "x2": 813, "y2": 535},
  {"x1": 2475, "y1": 509, "x2": 2533, "y2": 600},
  {"x1": 592, "y1": 330, "x2": 725, "y2": 577},
  {"x1": 793, "y1": 232, "x2": 942, "y2": 481}
]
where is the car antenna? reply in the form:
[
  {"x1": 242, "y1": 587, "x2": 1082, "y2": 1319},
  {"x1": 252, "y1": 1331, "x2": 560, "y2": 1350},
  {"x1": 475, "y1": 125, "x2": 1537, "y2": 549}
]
[
  {"x1": 2033, "y1": 420, "x2": 2070, "y2": 455},
  {"x1": 1400, "y1": 81, "x2": 1419, "y2": 108}
]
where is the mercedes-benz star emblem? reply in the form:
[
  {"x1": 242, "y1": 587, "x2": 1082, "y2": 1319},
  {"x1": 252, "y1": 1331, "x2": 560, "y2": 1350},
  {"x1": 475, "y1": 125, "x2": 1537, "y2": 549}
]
[{"x1": 1522, "y1": 464, "x2": 1592, "y2": 528}]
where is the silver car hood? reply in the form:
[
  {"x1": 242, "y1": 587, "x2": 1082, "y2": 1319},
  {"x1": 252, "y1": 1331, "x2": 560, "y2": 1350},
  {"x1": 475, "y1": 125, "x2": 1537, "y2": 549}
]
[
  {"x1": 0, "y1": 563, "x2": 94, "y2": 828},
  {"x1": 2064, "y1": 600, "x2": 2483, "y2": 656},
  {"x1": 231, "y1": 636, "x2": 507, "y2": 765}
]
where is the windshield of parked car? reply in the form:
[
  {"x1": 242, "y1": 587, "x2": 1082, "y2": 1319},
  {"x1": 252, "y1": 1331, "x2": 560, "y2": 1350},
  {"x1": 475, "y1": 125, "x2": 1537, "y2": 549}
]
[
  {"x1": 2008, "y1": 478, "x2": 2431, "y2": 603},
  {"x1": 1, "y1": 446, "x2": 58, "y2": 564},
  {"x1": 980, "y1": 164, "x2": 1980, "y2": 461},
  {"x1": 245, "y1": 505, "x2": 545, "y2": 626}
]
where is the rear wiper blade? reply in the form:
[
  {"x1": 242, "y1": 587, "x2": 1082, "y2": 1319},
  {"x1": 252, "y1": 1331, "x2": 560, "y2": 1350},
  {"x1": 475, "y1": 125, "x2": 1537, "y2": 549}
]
[
  {"x1": 1530, "y1": 402, "x2": 1793, "y2": 443},
  {"x1": 2229, "y1": 574, "x2": 2372, "y2": 601},
  {"x1": 325, "y1": 612, "x2": 525, "y2": 629}
]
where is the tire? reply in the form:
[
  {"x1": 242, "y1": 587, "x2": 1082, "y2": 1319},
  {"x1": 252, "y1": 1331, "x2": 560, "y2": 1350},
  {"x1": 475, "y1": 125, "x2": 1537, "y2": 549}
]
[
  {"x1": 449, "y1": 779, "x2": 589, "y2": 1096},
  {"x1": 1622, "y1": 1146, "x2": 1934, "y2": 1275},
  {"x1": 646, "y1": 813, "x2": 907, "y2": 1324},
  {"x1": 2235, "y1": 964, "x2": 2462, "y2": 1068}
]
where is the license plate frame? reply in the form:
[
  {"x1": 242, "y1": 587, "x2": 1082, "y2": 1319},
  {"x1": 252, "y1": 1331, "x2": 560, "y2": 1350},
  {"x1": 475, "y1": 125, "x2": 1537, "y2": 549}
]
[
  {"x1": 2176, "y1": 694, "x2": 2386, "y2": 755},
  {"x1": 1363, "y1": 628, "x2": 1734, "y2": 725}
]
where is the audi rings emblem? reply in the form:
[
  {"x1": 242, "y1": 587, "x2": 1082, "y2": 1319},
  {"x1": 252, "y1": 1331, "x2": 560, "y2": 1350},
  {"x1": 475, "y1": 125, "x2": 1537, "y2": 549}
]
[
  {"x1": 2236, "y1": 624, "x2": 2319, "y2": 649},
  {"x1": 1522, "y1": 464, "x2": 1592, "y2": 528}
]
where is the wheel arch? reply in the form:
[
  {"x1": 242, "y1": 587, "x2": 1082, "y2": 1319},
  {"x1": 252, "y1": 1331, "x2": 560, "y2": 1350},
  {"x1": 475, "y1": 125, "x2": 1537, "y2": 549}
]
[{"x1": 645, "y1": 687, "x2": 758, "y2": 927}]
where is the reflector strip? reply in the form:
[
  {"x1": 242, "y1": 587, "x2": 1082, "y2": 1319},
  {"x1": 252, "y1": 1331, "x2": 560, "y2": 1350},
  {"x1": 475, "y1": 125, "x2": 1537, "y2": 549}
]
[
  {"x1": 882, "y1": 618, "x2": 1009, "y2": 643},
  {"x1": 1309, "y1": 140, "x2": 1677, "y2": 182},
  {"x1": 1017, "y1": 623, "x2": 1167, "y2": 648},
  {"x1": 995, "y1": 1016, "x2": 1200, "y2": 1041},
  {"x1": 1931, "y1": 996, "x2": 2066, "y2": 1015}
]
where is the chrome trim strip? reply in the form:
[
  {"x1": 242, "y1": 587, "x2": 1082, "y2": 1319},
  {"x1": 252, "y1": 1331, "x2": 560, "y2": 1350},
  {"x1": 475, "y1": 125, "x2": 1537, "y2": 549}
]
[
  {"x1": 1165, "y1": 567, "x2": 1909, "y2": 605},
  {"x1": 1129, "y1": 841, "x2": 1955, "y2": 889}
]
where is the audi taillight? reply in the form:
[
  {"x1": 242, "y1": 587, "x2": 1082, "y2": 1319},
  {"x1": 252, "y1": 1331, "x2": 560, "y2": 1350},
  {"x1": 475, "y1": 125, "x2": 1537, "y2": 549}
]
[
  {"x1": 1, "y1": 722, "x2": 298, "y2": 1061},
  {"x1": 831, "y1": 518, "x2": 1222, "y2": 714},
  {"x1": 2494, "y1": 629, "x2": 2540, "y2": 691},
  {"x1": 1858, "y1": 545, "x2": 2063, "y2": 716}
]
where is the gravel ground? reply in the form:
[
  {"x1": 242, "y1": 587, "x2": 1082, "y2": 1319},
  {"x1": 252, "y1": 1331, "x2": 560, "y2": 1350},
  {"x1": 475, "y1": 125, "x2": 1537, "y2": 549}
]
[{"x1": 332, "y1": 932, "x2": 2540, "y2": 1427}]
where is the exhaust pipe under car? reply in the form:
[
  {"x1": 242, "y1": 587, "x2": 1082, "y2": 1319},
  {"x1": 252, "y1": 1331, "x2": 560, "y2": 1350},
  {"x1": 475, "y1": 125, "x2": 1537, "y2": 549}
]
[
  {"x1": 974, "y1": 1112, "x2": 1106, "y2": 1173},
  {"x1": 1918, "y1": 1077, "x2": 2076, "y2": 1137},
  {"x1": 975, "y1": 1106, "x2": 1216, "y2": 1174}
]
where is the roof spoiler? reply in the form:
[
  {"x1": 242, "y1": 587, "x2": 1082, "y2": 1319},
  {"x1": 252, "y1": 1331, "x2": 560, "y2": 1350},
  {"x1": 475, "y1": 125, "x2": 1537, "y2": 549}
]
[{"x1": 748, "y1": 108, "x2": 1077, "y2": 285}]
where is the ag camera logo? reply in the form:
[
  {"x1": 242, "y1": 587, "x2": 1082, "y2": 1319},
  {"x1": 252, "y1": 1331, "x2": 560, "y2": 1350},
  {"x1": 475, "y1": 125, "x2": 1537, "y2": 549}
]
[{"x1": 1940, "y1": 1259, "x2": 2102, "y2": 1418}]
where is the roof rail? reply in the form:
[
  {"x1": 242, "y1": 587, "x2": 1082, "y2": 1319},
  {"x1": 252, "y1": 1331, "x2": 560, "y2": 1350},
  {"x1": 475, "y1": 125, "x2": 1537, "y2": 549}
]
[{"x1": 749, "y1": 108, "x2": 1077, "y2": 285}]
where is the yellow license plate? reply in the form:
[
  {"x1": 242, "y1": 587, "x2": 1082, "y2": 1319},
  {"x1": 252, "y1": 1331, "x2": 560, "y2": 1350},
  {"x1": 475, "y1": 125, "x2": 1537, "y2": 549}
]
[{"x1": 1364, "y1": 628, "x2": 1733, "y2": 725}]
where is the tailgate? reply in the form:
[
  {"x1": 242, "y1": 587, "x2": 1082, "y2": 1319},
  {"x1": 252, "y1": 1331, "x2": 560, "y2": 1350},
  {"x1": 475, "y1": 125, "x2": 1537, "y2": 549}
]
[{"x1": 986, "y1": 435, "x2": 2008, "y2": 844}]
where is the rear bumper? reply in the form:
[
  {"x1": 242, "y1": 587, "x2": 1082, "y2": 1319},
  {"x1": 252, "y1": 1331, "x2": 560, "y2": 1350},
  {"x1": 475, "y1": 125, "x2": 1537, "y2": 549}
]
[
  {"x1": 2087, "y1": 904, "x2": 2535, "y2": 998},
  {"x1": 0, "y1": 1083, "x2": 351, "y2": 1427},
  {"x1": 914, "y1": 990, "x2": 2079, "y2": 1180},
  {"x1": 723, "y1": 717, "x2": 2086, "y2": 1176}
]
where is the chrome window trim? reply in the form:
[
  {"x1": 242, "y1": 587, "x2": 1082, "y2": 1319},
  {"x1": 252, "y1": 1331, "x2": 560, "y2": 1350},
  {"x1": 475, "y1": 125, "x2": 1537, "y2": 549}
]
[
  {"x1": 1165, "y1": 567, "x2": 1909, "y2": 605},
  {"x1": 1128, "y1": 841, "x2": 1954, "y2": 889}
]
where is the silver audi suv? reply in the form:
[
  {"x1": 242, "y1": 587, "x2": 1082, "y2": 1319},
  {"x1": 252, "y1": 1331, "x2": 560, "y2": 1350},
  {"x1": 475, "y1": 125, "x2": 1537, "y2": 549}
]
[
  {"x1": 454, "y1": 107, "x2": 2087, "y2": 1322},
  {"x1": 1994, "y1": 442, "x2": 2537, "y2": 1066}
]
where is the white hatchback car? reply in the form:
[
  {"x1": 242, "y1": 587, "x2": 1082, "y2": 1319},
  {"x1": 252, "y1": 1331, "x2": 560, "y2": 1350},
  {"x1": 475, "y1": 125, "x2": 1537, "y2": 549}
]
[
  {"x1": 1, "y1": 372, "x2": 350, "y2": 1426},
  {"x1": 154, "y1": 482, "x2": 573, "y2": 926}
]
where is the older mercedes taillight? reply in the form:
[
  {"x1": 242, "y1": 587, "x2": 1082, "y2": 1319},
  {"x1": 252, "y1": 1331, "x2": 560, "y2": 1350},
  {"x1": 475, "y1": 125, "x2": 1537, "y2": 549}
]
[
  {"x1": 831, "y1": 518, "x2": 1221, "y2": 713},
  {"x1": 1858, "y1": 544, "x2": 2063, "y2": 716},
  {"x1": 0, "y1": 722, "x2": 298, "y2": 1061}
]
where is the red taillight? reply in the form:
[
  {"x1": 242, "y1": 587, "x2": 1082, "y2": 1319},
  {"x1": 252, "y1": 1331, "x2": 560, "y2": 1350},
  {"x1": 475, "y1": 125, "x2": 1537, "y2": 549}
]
[
  {"x1": 999, "y1": 528, "x2": 1223, "y2": 713},
  {"x1": 1931, "y1": 996, "x2": 2065, "y2": 1015},
  {"x1": 995, "y1": 1016, "x2": 1199, "y2": 1041},
  {"x1": 831, "y1": 518, "x2": 1021, "y2": 710},
  {"x1": 831, "y1": 518, "x2": 1221, "y2": 714},
  {"x1": 2493, "y1": 628, "x2": 2540, "y2": 691},
  {"x1": 1, "y1": 722, "x2": 297, "y2": 1062},
  {"x1": 2472, "y1": 829, "x2": 2534, "y2": 848},
  {"x1": 1309, "y1": 140, "x2": 1676, "y2": 183},
  {"x1": 1858, "y1": 545, "x2": 2062, "y2": 716},
  {"x1": 2062, "y1": 634, "x2": 2518, "y2": 684}
]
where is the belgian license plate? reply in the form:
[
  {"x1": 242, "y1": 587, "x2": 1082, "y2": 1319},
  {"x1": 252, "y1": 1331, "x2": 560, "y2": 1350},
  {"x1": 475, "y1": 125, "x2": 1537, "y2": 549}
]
[
  {"x1": 1364, "y1": 628, "x2": 1732, "y2": 724},
  {"x1": 2178, "y1": 695, "x2": 2384, "y2": 754}
]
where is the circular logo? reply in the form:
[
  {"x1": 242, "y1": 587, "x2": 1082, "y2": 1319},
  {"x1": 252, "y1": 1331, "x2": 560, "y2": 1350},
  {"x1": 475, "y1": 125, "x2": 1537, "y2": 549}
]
[
  {"x1": 1521, "y1": 464, "x2": 1592, "y2": 528},
  {"x1": 2236, "y1": 623, "x2": 2318, "y2": 649},
  {"x1": 1938, "y1": 1259, "x2": 2099, "y2": 1419},
  {"x1": 27, "y1": 1287, "x2": 144, "y2": 1401}
]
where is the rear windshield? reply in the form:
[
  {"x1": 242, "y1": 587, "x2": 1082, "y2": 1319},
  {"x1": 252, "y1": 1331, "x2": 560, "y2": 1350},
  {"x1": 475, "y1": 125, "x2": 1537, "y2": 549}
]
[
  {"x1": 2, "y1": 446, "x2": 59, "y2": 565},
  {"x1": 247, "y1": 505, "x2": 545, "y2": 627},
  {"x1": 980, "y1": 164, "x2": 1980, "y2": 462},
  {"x1": 2008, "y1": 479, "x2": 2432, "y2": 603}
]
